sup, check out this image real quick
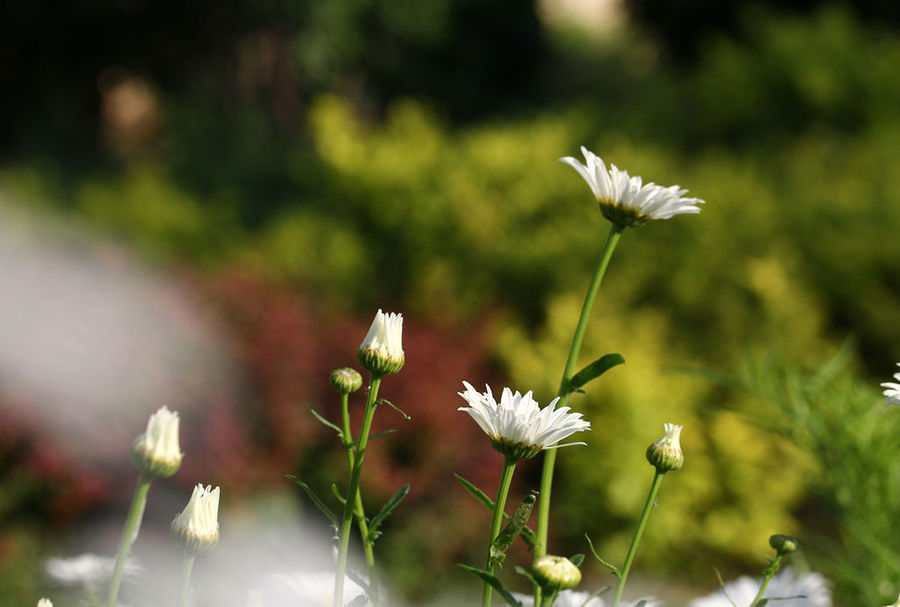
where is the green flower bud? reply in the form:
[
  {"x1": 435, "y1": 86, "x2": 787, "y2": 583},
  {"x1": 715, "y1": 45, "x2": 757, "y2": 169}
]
[
  {"x1": 769, "y1": 534, "x2": 798, "y2": 555},
  {"x1": 358, "y1": 309, "x2": 404, "y2": 376},
  {"x1": 532, "y1": 555, "x2": 582, "y2": 592},
  {"x1": 330, "y1": 368, "x2": 363, "y2": 394},
  {"x1": 130, "y1": 407, "x2": 183, "y2": 478},
  {"x1": 646, "y1": 423, "x2": 684, "y2": 473}
]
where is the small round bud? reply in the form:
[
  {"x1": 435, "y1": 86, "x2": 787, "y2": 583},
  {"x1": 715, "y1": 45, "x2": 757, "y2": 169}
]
[
  {"x1": 358, "y1": 309, "x2": 404, "y2": 376},
  {"x1": 646, "y1": 423, "x2": 684, "y2": 473},
  {"x1": 130, "y1": 407, "x2": 183, "y2": 478},
  {"x1": 330, "y1": 368, "x2": 363, "y2": 394},
  {"x1": 532, "y1": 555, "x2": 582, "y2": 592},
  {"x1": 171, "y1": 484, "x2": 220, "y2": 553},
  {"x1": 769, "y1": 534, "x2": 798, "y2": 554}
]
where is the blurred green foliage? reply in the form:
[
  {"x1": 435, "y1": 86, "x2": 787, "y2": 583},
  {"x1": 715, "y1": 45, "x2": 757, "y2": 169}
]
[{"x1": 3, "y1": 5, "x2": 900, "y2": 606}]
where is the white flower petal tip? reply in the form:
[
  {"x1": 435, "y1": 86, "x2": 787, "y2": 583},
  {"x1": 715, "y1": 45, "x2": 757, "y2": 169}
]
[
  {"x1": 458, "y1": 381, "x2": 590, "y2": 460},
  {"x1": 37, "y1": 600, "x2": 53, "y2": 607},
  {"x1": 688, "y1": 568, "x2": 831, "y2": 607},
  {"x1": 358, "y1": 309, "x2": 405, "y2": 375},
  {"x1": 130, "y1": 406, "x2": 183, "y2": 478},
  {"x1": 561, "y1": 146, "x2": 704, "y2": 227},
  {"x1": 881, "y1": 363, "x2": 900, "y2": 406},
  {"x1": 171, "y1": 483, "x2": 220, "y2": 552}
]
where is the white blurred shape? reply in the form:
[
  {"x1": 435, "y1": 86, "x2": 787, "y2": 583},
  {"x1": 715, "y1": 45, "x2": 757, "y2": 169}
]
[{"x1": 45, "y1": 552, "x2": 142, "y2": 592}]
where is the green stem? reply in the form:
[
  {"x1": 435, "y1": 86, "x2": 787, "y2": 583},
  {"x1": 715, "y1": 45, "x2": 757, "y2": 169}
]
[
  {"x1": 105, "y1": 473, "x2": 152, "y2": 607},
  {"x1": 178, "y1": 552, "x2": 197, "y2": 607},
  {"x1": 612, "y1": 470, "x2": 664, "y2": 607},
  {"x1": 339, "y1": 391, "x2": 380, "y2": 606},
  {"x1": 533, "y1": 222, "x2": 624, "y2": 603},
  {"x1": 750, "y1": 554, "x2": 785, "y2": 607},
  {"x1": 334, "y1": 375, "x2": 382, "y2": 607},
  {"x1": 482, "y1": 456, "x2": 518, "y2": 607}
]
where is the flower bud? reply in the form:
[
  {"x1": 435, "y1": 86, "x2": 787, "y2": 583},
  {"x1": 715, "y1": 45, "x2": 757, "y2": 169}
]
[
  {"x1": 646, "y1": 423, "x2": 684, "y2": 473},
  {"x1": 130, "y1": 406, "x2": 183, "y2": 478},
  {"x1": 532, "y1": 555, "x2": 582, "y2": 592},
  {"x1": 769, "y1": 534, "x2": 798, "y2": 555},
  {"x1": 171, "y1": 484, "x2": 220, "y2": 553},
  {"x1": 358, "y1": 309, "x2": 404, "y2": 376},
  {"x1": 330, "y1": 368, "x2": 363, "y2": 394},
  {"x1": 37, "y1": 599, "x2": 53, "y2": 607}
]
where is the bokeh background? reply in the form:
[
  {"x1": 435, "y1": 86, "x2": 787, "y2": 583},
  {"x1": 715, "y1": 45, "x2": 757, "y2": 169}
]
[{"x1": 2, "y1": 0, "x2": 900, "y2": 605}]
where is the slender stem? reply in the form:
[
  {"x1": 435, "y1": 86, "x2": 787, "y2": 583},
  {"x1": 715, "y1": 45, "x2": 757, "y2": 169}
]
[
  {"x1": 482, "y1": 456, "x2": 518, "y2": 607},
  {"x1": 178, "y1": 552, "x2": 197, "y2": 607},
  {"x1": 334, "y1": 375, "x2": 383, "y2": 607},
  {"x1": 533, "y1": 222, "x2": 624, "y2": 604},
  {"x1": 749, "y1": 554, "x2": 784, "y2": 607},
  {"x1": 339, "y1": 391, "x2": 380, "y2": 606},
  {"x1": 612, "y1": 470, "x2": 664, "y2": 607},
  {"x1": 105, "y1": 473, "x2": 153, "y2": 607}
]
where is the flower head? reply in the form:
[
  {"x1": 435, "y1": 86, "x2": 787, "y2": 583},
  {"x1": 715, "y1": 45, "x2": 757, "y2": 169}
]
[
  {"x1": 266, "y1": 571, "x2": 367, "y2": 607},
  {"x1": 646, "y1": 423, "x2": 684, "y2": 473},
  {"x1": 358, "y1": 309, "x2": 404, "y2": 376},
  {"x1": 458, "y1": 382, "x2": 590, "y2": 460},
  {"x1": 130, "y1": 406, "x2": 182, "y2": 478},
  {"x1": 171, "y1": 483, "x2": 220, "y2": 552},
  {"x1": 512, "y1": 591, "x2": 660, "y2": 607},
  {"x1": 45, "y1": 553, "x2": 141, "y2": 592},
  {"x1": 330, "y1": 367, "x2": 363, "y2": 394},
  {"x1": 37, "y1": 600, "x2": 53, "y2": 607},
  {"x1": 532, "y1": 555, "x2": 582, "y2": 592},
  {"x1": 881, "y1": 363, "x2": 900, "y2": 405},
  {"x1": 688, "y1": 568, "x2": 831, "y2": 607},
  {"x1": 561, "y1": 146, "x2": 704, "y2": 228}
]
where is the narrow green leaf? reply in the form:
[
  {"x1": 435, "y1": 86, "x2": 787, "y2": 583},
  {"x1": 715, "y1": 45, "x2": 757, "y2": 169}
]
[
  {"x1": 713, "y1": 568, "x2": 739, "y2": 607},
  {"x1": 369, "y1": 429, "x2": 397, "y2": 441},
  {"x1": 490, "y1": 491, "x2": 538, "y2": 566},
  {"x1": 309, "y1": 408, "x2": 343, "y2": 436},
  {"x1": 330, "y1": 483, "x2": 347, "y2": 506},
  {"x1": 378, "y1": 398, "x2": 411, "y2": 420},
  {"x1": 568, "y1": 354, "x2": 625, "y2": 392},
  {"x1": 585, "y1": 533, "x2": 619, "y2": 575},
  {"x1": 455, "y1": 564, "x2": 522, "y2": 607},
  {"x1": 569, "y1": 553, "x2": 585, "y2": 567},
  {"x1": 286, "y1": 475, "x2": 338, "y2": 533},
  {"x1": 514, "y1": 565, "x2": 538, "y2": 587},
  {"x1": 368, "y1": 483, "x2": 410, "y2": 543},
  {"x1": 634, "y1": 601, "x2": 647, "y2": 607},
  {"x1": 577, "y1": 586, "x2": 611, "y2": 607},
  {"x1": 455, "y1": 474, "x2": 537, "y2": 549},
  {"x1": 754, "y1": 601, "x2": 769, "y2": 607}
]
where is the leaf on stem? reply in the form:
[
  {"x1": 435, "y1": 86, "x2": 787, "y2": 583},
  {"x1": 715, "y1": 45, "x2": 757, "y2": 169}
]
[
  {"x1": 455, "y1": 474, "x2": 537, "y2": 548},
  {"x1": 713, "y1": 568, "x2": 739, "y2": 607},
  {"x1": 569, "y1": 553, "x2": 585, "y2": 567},
  {"x1": 285, "y1": 475, "x2": 338, "y2": 535},
  {"x1": 455, "y1": 564, "x2": 522, "y2": 607},
  {"x1": 490, "y1": 490, "x2": 538, "y2": 567},
  {"x1": 577, "y1": 586, "x2": 611, "y2": 607},
  {"x1": 585, "y1": 534, "x2": 619, "y2": 575},
  {"x1": 568, "y1": 354, "x2": 625, "y2": 393},
  {"x1": 330, "y1": 483, "x2": 347, "y2": 505},
  {"x1": 367, "y1": 484, "x2": 410, "y2": 545},
  {"x1": 377, "y1": 398, "x2": 411, "y2": 420},
  {"x1": 309, "y1": 408, "x2": 343, "y2": 436},
  {"x1": 514, "y1": 565, "x2": 538, "y2": 586}
]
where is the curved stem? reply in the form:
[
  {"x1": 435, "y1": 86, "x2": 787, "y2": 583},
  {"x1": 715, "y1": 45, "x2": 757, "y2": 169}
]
[
  {"x1": 340, "y1": 391, "x2": 380, "y2": 606},
  {"x1": 178, "y1": 552, "x2": 197, "y2": 607},
  {"x1": 334, "y1": 375, "x2": 382, "y2": 607},
  {"x1": 750, "y1": 554, "x2": 784, "y2": 607},
  {"x1": 612, "y1": 471, "x2": 664, "y2": 607},
  {"x1": 533, "y1": 223, "x2": 624, "y2": 603},
  {"x1": 105, "y1": 473, "x2": 152, "y2": 607},
  {"x1": 482, "y1": 456, "x2": 518, "y2": 607}
]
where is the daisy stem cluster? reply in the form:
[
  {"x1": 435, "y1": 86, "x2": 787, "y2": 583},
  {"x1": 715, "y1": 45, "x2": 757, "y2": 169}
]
[
  {"x1": 482, "y1": 455, "x2": 518, "y2": 607},
  {"x1": 334, "y1": 374, "x2": 382, "y2": 607},
  {"x1": 338, "y1": 387, "x2": 380, "y2": 605},
  {"x1": 105, "y1": 472, "x2": 152, "y2": 607},
  {"x1": 533, "y1": 222, "x2": 624, "y2": 604}
]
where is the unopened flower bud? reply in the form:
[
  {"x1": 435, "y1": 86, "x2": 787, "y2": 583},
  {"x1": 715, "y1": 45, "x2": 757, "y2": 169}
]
[
  {"x1": 646, "y1": 423, "x2": 684, "y2": 473},
  {"x1": 769, "y1": 534, "x2": 798, "y2": 555},
  {"x1": 532, "y1": 555, "x2": 582, "y2": 591},
  {"x1": 130, "y1": 406, "x2": 183, "y2": 478},
  {"x1": 171, "y1": 484, "x2": 220, "y2": 553},
  {"x1": 358, "y1": 309, "x2": 404, "y2": 376},
  {"x1": 330, "y1": 368, "x2": 363, "y2": 394}
]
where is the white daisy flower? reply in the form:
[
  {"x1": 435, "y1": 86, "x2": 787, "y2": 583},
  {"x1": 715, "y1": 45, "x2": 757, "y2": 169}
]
[
  {"x1": 171, "y1": 484, "x2": 221, "y2": 552},
  {"x1": 358, "y1": 309, "x2": 405, "y2": 376},
  {"x1": 880, "y1": 363, "x2": 900, "y2": 405},
  {"x1": 560, "y1": 146, "x2": 704, "y2": 227},
  {"x1": 458, "y1": 382, "x2": 590, "y2": 460},
  {"x1": 45, "y1": 553, "x2": 141, "y2": 592},
  {"x1": 688, "y1": 568, "x2": 831, "y2": 607},
  {"x1": 512, "y1": 590, "x2": 661, "y2": 607},
  {"x1": 264, "y1": 571, "x2": 367, "y2": 607}
]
